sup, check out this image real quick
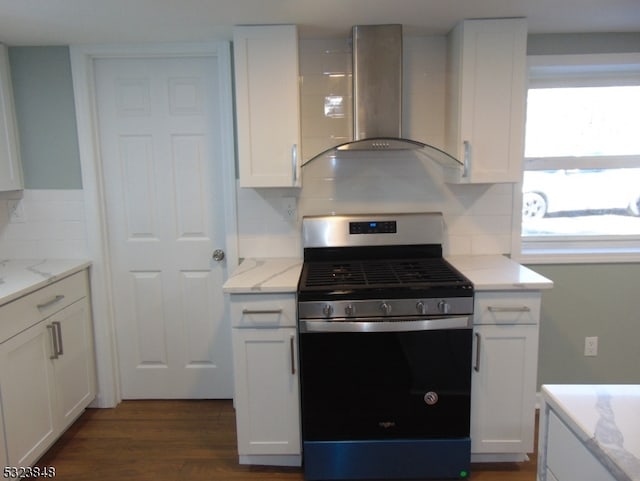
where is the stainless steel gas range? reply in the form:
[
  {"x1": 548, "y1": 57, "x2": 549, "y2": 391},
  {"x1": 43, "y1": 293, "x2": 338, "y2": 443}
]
[{"x1": 297, "y1": 213, "x2": 475, "y2": 480}]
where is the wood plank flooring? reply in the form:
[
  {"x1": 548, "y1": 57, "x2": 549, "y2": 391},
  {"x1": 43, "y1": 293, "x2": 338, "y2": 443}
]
[{"x1": 34, "y1": 400, "x2": 537, "y2": 481}]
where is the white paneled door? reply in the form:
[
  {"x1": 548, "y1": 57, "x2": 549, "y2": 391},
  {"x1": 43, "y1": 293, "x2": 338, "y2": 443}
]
[{"x1": 95, "y1": 56, "x2": 233, "y2": 398}]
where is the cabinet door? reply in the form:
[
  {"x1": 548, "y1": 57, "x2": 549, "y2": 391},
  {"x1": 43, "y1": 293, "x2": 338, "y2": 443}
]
[
  {"x1": 546, "y1": 411, "x2": 616, "y2": 481},
  {"x1": 233, "y1": 25, "x2": 301, "y2": 188},
  {"x1": 446, "y1": 18, "x2": 527, "y2": 184},
  {"x1": 0, "y1": 44, "x2": 23, "y2": 192},
  {"x1": 0, "y1": 321, "x2": 57, "y2": 467},
  {"x1": 470, "y1": 323, "x2": 538, "y2": 454},
  {"x1": 51, "y1": 299, "x2": 96, "y2": 430},
  {"x1": 232, "y1": 327, "x2": 300, "y2": 456}
]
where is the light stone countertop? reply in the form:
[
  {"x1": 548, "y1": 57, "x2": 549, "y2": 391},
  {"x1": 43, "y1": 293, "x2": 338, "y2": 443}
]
[
  {"x1": 222, "y1": 258, "x2": 303, "y2": 293},
  {"x1": 0, "y1": 259, "x2": 92, "y2": 306},
  {"x1": 222, "y1": 255, "x2": 553, "y2": 294},
  {"x1": 446, "y1": 254, "x2": 553, "y2": 290},
  {"x1": 542, "y1": 384, "x2": 640, "y2": 481}
]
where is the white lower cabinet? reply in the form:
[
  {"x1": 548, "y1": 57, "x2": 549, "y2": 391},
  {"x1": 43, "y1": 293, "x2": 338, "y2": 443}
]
[
  {"x1": 470, "y1": 291, "x2": 541, "y2": 461},
  {"x1": 49, "y1": 299, "x2": 96, "y2": 429},
  {"x1": 230, "y1": 293, "x2": 301, "y2": 467},
  {"x1": 0, "y1": 270, "x2": 96, "y2": 468},
  {"x1": 0, "y1": 320, "x2": 59, "y2": 467}
]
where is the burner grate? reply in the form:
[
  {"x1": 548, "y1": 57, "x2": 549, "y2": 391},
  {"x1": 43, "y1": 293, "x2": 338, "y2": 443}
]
[{"x1": 303, "y1": 258, "x2": 466, "y2": 289}]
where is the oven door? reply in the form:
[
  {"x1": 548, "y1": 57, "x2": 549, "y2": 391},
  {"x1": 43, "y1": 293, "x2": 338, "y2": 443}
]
[{"x1": 299, "y1": 318, "x2": 473, "y2": 442}]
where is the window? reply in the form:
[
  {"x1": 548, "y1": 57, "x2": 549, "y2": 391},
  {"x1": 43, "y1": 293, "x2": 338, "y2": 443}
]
[{"x1": 518, "y1": 54, "x2": 640, "y2": 262}]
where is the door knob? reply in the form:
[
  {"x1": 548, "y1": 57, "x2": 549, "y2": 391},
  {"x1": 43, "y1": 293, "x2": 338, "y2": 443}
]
[{"x1": 212, "y1": 249, "x2": 225, "y2": 262}]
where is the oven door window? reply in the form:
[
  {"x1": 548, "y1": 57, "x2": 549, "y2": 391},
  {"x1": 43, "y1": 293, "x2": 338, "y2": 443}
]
[{"x1": 299, "y1": 328, "x2": 472, "y2": 441}]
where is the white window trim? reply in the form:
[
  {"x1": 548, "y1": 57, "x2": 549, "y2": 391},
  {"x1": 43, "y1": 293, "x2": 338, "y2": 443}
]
[{"x1": 512, "y1": 53, "x2": 640, "y2": 265}]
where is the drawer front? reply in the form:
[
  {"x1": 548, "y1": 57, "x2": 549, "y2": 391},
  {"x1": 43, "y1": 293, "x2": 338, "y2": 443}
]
[
  {"x1": 0, "y1": 270, "x2": 89, "y2": 344},
  {"x1": 231, "y1": 293, "x2": 296, "y2": 328},
  {"x1": 474, "y1": 291, "x2": 540, "y2": 325},
  {"x1": 546, "y1": 411, "x2": 616, "y2": 481}
]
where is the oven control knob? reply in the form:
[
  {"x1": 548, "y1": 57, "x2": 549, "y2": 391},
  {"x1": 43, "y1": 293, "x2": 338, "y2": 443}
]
[
  {"x1": 380, "y1": 302, "x2": 392, "y2": 315},
  {"x1": 345, "y1": 304, "x2": 355, "y2": 317},
  {"x1": 416, "y1": 301, "x2": 427, "y2": 315},
  {"x1": 322, "y1": 304, "x2": 334, "y2": 317},
  {"x1": 438, "y1": 300, "x2": 451, "y2": 314}
]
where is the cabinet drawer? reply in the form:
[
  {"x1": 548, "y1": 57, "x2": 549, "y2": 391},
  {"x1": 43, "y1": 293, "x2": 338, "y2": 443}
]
[
  {"x1": 0, "y1": 270, "x2": 89, "y2": 344},
  {"x1": 546, "y1": 411, "x2": 616, "y2": 481},
  {"x1": 474, "y1": 291, "x2": 540, "y2": 325},
  {"x1": 231, "y1": 293, "x2": 296, "y2": 328}
]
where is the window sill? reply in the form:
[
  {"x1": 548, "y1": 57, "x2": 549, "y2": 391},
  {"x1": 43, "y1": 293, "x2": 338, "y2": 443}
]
[{"x1": 516, "y1": 246, "x2": 640, "y2": 264}]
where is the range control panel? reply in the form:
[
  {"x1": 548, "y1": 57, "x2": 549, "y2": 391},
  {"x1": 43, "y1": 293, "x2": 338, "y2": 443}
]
[{"x1": 349, "y1": 221, "x2": 397, "y2": 235}]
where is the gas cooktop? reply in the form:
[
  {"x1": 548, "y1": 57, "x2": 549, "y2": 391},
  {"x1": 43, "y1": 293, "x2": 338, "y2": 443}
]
[{"x1": 298, "y1": 256, "x2": 473, "y2": 302}]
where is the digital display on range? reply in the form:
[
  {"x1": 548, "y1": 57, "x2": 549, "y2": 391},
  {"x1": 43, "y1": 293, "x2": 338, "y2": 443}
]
[{"x1": 349, "y1": 221, "x2": 397, "y2": 234}]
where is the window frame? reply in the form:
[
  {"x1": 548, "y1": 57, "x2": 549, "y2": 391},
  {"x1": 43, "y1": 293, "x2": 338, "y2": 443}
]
[{"x1": 513, "y1": 53, "x2": 640, "y2": 264}]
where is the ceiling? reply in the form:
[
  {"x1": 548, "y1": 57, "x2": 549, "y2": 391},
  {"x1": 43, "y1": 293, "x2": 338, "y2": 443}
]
[{"x1": 1, "y1": 0, "x2": 639, "y2": 46}]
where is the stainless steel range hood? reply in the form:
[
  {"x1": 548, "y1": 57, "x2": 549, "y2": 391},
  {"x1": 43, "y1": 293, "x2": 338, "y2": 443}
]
[{"x1": 303, "y1": 24, "x2": 463, "y2": 170}]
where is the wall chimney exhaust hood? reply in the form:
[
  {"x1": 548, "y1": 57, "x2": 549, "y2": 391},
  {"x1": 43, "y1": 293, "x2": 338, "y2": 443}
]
[{"x1": 303, "y1": 24, "x2": 463, "y2": 171}]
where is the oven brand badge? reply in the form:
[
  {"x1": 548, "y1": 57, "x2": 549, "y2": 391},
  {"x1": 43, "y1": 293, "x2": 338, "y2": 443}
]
[
  {"x1": 424, "y1": 391, "x2": 439, "y2": 405},
  {"x1": 378, "y1": 421, "x2": 396, "y2": 429}
]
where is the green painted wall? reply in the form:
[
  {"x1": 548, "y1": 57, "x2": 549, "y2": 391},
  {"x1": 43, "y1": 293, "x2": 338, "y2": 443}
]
[
  {"x1": 525, "y1": 34, "x2": 640, "y2": 388},
  {"x1": 8, "y1": 46, "x2": 82, "y2": 189},
  {"x1": 530, "y1": 263, "x2": 640, "y2": 388}
]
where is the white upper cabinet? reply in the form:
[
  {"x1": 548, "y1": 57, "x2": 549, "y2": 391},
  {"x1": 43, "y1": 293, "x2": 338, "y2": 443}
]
[
  {"x1": 0, "y1": 44, "x2": 23, "y2": 192},
  {"x1": 445, "y1": 18, "x2": 528, "y2": 184},
  {"x1": 233, "y1": 25, "x2": 301, "y2": 188}
]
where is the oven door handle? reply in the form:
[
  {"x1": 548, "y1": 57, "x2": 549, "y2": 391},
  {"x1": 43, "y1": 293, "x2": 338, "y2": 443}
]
[{"x1": 299, "y1": 316, "x2": 472, "y2": 333}]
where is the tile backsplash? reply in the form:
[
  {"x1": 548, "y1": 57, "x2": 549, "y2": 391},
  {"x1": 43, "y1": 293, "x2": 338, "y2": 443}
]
[
  {"x1": 0, "y1": 190, "x2": 88, "y2": 259},
  {"x1": 235, "y1": 35, "x2": 516, "y2": 259}
]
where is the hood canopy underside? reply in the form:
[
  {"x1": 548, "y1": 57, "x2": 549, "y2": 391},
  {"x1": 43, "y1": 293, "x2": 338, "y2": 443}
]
[{"x1": 302, "y1": 137, "x2": 463, "y2": 171}]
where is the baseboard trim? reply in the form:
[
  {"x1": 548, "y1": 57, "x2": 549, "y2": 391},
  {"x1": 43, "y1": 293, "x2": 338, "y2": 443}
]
[{"x1": 238, "y1": 454, "x2": 301, "y2": 467}]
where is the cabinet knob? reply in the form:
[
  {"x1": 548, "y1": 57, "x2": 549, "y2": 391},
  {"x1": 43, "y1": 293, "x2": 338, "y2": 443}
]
[{"x1": 212, "y1": 249, "x2": 225, "y2": 262}]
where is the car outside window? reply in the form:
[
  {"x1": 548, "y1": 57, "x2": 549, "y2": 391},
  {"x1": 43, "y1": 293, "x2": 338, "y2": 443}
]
[{"x1": 518, "y1": 54, "x2": 640, "y2": 262}]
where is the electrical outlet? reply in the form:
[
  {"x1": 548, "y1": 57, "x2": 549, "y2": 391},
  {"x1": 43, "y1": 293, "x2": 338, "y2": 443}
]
[
  {"x1": 282, "y1": 196, "x2": 297, "y2": 220},
  {"x1": 584, "y1": 336, "x2": 598, "y2": 357}
]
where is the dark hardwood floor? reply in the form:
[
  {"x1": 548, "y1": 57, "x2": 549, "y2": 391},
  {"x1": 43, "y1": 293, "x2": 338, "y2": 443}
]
[{"x1": 34, "y1": 400, "x2": 537, "y2": 480}]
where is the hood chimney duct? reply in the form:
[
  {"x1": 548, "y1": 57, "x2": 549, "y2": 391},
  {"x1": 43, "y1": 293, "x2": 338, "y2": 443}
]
[{"x1": 352, "y1": 24, "x2": 403, "y2": 140}]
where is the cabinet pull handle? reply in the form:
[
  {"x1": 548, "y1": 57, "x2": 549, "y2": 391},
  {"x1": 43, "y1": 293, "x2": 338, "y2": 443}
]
[
  {"x1": 290, "y1": 334, "x2": 296, "y2": 375},
  {"x1": 291, "y1": 143, "x2": 298, "y2": 184},
  {"x1": 487, "y1": 306, "x2": 531, "y2": 313},
  {"x1": 241, "y1": 308, "x2": 283, "y2": 315},
  {"x1": 474, "y1": 332, "x2": 481, "y2": 372},
  {"x1": 462, "y1": 140, "x2": 471, "y2": 178},
  {"x1": 52, "y1": 321, "x2": 64, "y2": 356},
  {"x1": 37, "y1": 294, "x2": 65, "y2": 310},
  {"x1": 47, "y1": 324, "x2": 59, "y2": 360}
]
